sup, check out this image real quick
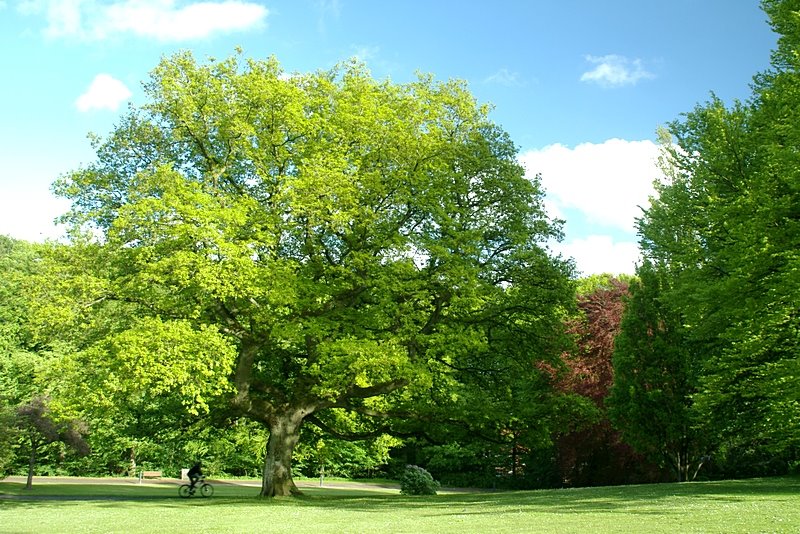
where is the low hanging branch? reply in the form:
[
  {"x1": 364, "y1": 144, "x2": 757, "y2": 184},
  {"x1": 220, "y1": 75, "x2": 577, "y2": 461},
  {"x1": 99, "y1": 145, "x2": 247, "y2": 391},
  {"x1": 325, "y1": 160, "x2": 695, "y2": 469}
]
[{"x1": 17, "y1": 396, "x2": 90, "y2": 489}]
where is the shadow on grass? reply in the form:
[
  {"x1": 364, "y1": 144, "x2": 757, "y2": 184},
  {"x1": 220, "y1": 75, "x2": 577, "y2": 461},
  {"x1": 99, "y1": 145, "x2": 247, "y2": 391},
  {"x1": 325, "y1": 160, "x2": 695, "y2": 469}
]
[
  {"x1": 2, "y1": 476, "x2": 798, "y2": 517},
  {"x1": 281, "y1": 476, "x2": 800, "y2": 517}
]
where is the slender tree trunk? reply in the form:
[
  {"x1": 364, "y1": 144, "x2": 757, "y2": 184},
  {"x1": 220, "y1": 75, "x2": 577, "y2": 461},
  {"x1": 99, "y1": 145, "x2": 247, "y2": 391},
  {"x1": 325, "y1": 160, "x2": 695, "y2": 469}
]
[
  {"x1": 665, "y1": 450, "x2": 682, "y2": 482},
  {"x1": 511, "y1": 438, "x2": 519, "y2": 478},
  {"x1": 260, "y1": 409, "x2": 306, "y2": 497},
  {"x1": 129, "y1": 447, "x2": 137, "y2": 477},
  {"x1": 690, "y1": 455, "x2": 706, "y2": 481},
  {"x1": 674, "y1": 450, "x2": 692, "y2": 482},
  {"x1": 682, "y1": 453, "x2": 689, "y2": 482},
  {"x1": 26, "y1": 434, "x2": 37, "y2": 490}
]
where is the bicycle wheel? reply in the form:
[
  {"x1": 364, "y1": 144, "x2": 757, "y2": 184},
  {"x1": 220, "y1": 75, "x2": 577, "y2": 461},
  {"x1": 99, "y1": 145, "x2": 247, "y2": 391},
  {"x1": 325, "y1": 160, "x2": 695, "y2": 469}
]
[
  {"x1": 200, "y1": 483, "x2": 214, "y2": 497},
  {"x1": 178, "y1": 484, "x2": 192, "y2": 498}
]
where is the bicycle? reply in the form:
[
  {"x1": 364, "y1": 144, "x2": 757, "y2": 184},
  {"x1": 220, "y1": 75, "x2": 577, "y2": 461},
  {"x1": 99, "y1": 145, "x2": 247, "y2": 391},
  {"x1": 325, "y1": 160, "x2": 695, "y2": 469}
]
[{"x1": 178, "y1": 475, "x2": 214, "y2": 498}]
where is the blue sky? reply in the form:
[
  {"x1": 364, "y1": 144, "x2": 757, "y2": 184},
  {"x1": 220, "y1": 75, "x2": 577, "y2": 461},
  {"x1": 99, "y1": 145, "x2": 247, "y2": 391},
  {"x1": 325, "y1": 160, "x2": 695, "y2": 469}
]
[{"x1": 0, "y1": 0, "x2": 777, "y2": 275}]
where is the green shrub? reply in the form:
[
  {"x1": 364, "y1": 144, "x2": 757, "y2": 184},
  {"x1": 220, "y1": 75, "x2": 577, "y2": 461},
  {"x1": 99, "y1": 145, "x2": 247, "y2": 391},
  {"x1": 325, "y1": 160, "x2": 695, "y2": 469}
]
[{"x1": 400, "y1": 464, "x2": 440, "y2": 495}]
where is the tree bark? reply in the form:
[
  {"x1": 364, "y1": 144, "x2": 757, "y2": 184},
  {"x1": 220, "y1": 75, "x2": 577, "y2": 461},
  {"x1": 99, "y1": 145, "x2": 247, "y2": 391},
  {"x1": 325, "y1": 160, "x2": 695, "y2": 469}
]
[
  {"x1": 260, "y1": 409, "x2": 306, "y2": 497},
  {"x1": 129, "y1": 447, "x2": 137, "y2": 477},
  {"x1": 26, "y1": 434, "x2": 36, "y2": 490}
]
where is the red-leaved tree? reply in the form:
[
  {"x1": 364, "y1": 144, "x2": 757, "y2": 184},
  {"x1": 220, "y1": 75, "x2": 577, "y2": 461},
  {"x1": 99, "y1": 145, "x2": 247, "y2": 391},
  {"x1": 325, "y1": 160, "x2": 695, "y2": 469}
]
[{"x1": 554, "y1": 277, "x2": 663, "y2": 486}]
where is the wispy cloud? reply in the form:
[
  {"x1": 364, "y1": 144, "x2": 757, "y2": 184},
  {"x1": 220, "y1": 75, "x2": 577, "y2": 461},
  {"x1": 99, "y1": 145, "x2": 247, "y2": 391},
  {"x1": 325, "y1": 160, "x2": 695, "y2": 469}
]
[
  {"x1": 580, "y1": 54, "x2": 654, "y2": 88},
  {"x1": 315, "y1": 0, "x2": 340, "y2": 35},
  {"x1": 75, "y1": 74, "x2": 132, "y2": 112},
  {"x1": 18, "y1": 0, "x2": 268, "y2": 41},
  {"x1": 349, "y1": 44, "x2": 379, "y2": 63},
  {"x1": 484, "y1": 68, "x2": 524, "y2": 87}
]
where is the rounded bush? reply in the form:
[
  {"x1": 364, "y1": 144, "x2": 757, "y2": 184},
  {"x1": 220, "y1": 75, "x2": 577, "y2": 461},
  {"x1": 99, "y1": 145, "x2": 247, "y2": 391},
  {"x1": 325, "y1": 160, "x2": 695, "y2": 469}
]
[{"x1": 400, "y1": 464, "x2": 440, "y2": 495}]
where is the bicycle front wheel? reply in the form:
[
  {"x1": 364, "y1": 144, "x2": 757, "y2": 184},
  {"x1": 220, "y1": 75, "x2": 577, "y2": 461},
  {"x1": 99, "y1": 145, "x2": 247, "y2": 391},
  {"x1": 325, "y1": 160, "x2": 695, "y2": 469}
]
[
  {"x1": 200, "y1": 483, "x2": 214, "y2": 497},
  {"x1": 178, "y1": 485, "x2": 192, "y2": 498}
]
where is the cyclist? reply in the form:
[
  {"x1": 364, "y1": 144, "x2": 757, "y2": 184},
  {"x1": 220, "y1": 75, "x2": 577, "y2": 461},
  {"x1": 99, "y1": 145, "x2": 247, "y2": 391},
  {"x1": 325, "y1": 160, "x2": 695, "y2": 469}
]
[{"x1": 187, "y1": 461, "x2": 203, "y2": 490}]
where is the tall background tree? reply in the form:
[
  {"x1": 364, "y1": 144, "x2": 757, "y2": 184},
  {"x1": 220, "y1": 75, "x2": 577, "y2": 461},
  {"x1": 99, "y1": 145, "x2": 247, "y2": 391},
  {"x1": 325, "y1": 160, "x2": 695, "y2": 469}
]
[
  {"x1": 554, "y1": 275, "x2": 661, "y2": 487},
  {"x1": 53, "y1": 52, "x2": 574, "y2": 496},
  {"x1": 606, "y1": 264, "x2": 709, "y2": 481},
  {"x1": 632, "y1": 0, "x2": 799, "y2": 475}
]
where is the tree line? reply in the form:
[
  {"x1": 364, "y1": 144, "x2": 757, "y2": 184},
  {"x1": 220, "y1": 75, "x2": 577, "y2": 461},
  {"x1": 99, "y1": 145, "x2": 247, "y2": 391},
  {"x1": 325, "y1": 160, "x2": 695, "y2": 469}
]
[{"x1": 1, "y1": 0, "x2": 797, "y2": 495}]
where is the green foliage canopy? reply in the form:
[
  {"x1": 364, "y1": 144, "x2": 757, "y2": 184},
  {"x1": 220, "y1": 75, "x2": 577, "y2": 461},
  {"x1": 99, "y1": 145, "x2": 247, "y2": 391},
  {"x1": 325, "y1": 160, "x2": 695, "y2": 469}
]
[
  {"x1": 635, "y1": 0, "x2": 800, "y2": 459},
  {"x1": 53, "y1": 51, "x2": 574, "y2": 496}
]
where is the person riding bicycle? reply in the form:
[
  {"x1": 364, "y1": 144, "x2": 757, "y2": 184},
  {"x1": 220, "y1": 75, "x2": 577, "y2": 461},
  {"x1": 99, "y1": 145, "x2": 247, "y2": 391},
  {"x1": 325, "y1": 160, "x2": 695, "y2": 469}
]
[{"x1": 187, "y1": 462, "x2": 203, "y2": 489}]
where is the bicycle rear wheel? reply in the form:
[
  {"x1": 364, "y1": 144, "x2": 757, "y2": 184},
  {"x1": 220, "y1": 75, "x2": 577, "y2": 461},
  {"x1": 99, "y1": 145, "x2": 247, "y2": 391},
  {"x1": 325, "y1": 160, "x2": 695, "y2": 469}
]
[
  {"x1": 178, "y1": 484, "x2": 192, "y2": 498},
  {"x1": 200, "y1": 483, "x2": 214, "y2": 497}
]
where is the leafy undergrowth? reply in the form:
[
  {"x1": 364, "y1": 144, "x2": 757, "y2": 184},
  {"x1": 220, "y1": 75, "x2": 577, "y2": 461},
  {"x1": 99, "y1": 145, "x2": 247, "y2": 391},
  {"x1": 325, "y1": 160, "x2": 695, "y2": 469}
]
[{"x1": 1, "y1": 476, "x2": 798, "y2": 533}]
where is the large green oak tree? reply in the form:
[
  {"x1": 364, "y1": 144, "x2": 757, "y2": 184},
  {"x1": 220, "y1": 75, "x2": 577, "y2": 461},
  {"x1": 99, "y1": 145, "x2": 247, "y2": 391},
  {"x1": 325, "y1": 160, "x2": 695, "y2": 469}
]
[{"x1": 54, "y1": 52, "x2": 573, "y2": 496}]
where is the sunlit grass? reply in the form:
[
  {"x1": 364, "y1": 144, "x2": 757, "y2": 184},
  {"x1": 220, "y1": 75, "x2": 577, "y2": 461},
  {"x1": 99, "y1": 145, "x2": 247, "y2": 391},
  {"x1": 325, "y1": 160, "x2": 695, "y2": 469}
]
[{"x1": 1, "y1": 476, "x2": 798, "y2": 533}]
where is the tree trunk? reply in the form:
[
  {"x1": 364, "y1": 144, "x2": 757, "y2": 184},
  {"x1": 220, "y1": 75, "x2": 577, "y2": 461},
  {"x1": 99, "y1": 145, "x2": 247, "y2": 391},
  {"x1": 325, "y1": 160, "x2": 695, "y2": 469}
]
[
  {"x1": 260, "y1": 410, "x2": 306, "y2": 497},
  {"x1": 26, "y1": 434, "x2": 36, "y2": 490},
  {"x1": 674, "y1": 450, "x2": 694, "y2": 482},
  {"x1": 129, "y1": 446, "x2": 137, "y2": 477},
  {"x1": 682, "y1": 452, "x2": 689, "y2": 482}
]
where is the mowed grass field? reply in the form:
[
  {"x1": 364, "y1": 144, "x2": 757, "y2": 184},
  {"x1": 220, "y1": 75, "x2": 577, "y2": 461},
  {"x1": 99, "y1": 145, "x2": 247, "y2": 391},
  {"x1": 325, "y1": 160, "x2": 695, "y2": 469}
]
[{"x1": 1, "y1": 476, "x2": 798, "y2": 533}]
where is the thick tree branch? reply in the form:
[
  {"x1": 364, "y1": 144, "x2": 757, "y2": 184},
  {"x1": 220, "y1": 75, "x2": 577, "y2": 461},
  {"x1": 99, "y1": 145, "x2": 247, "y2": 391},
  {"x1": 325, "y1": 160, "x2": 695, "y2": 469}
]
[
  {"x1": 306, "y1": 415, "x2": 389, "y2": 441},
  {"x1": 324, "y1": 403, "x2": 513, "y2": 445},
  {"x1": 233, "y1": 338, "x2": 259, "y2": 407},
  {"x1": 339, "y1": 378, "x2": 410, "y2": 402}
]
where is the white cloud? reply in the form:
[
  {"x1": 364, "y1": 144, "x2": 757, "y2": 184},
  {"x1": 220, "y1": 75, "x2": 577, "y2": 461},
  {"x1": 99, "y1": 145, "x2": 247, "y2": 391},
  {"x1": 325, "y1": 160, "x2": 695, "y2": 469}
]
[
  {"x1": 76, "y1": 74, "x2": 132, "y2": 112},
  {"x1": 580, "y1": 54, "x2": 654, "y2": 88},
  {"x1": 520, "y1": 138, "x2": 661, "y2": 233},
  {"x1": 20, "y1": 0, "x2": 268, "y2": 41},
  {"x1": 0, "y1": 190, "x2": 70, "y2": 242},
  {"x1": 552, "y1": 236, "x2": 641, "y2": 276},
  {"x1": 103, "y1": 0, "x2": 268, "y2": 41}
]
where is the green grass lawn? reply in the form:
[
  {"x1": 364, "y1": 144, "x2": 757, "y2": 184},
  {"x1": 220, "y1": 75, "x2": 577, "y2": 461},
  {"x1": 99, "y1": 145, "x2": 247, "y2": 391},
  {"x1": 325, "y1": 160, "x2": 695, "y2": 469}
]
[{"x1": 1, "y1": 476, "x2": 798, "y2": 533}]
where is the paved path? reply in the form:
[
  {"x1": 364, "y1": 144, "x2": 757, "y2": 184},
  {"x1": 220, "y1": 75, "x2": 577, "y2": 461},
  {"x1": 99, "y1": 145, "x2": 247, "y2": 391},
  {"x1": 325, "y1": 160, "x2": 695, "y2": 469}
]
[
  {"x1": 1, "y1": 475, "x2": 401, "y2": 500},
  {"x1": 1, "y1": 475, "x2": 188, "y2": 492}
]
